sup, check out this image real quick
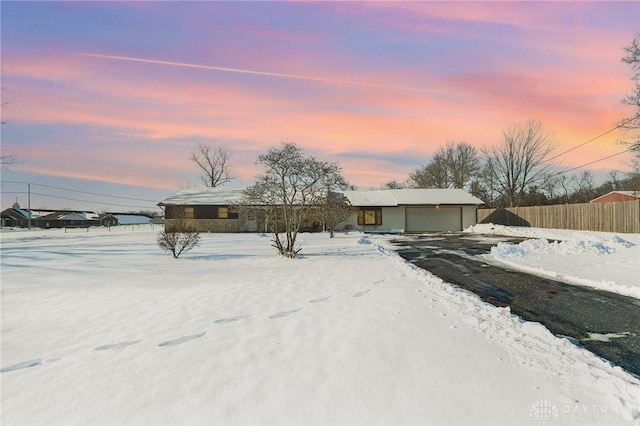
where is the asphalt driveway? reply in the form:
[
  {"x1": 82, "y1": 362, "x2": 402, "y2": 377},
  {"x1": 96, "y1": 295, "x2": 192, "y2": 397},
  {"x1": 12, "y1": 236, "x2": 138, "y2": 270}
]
[{"x1": 389, "y1": 233, "x2": 640, "y2": 378}]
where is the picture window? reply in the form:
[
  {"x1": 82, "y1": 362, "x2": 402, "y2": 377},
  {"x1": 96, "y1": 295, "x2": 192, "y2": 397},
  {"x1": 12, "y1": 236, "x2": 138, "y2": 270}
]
[{"x1": 357, "y1": 209, "x2": 382, "y2": 225}]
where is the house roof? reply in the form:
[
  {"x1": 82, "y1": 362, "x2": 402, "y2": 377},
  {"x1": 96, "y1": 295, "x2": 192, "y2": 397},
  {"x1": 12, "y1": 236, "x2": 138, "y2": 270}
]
[
  {"x1": 158, "y1": 187, "x2": 485, "y2": 207},
  {"x1": 0, "y1": 208, "x2": 29, "y2": 222},
  {"x1": 590, "y1": 190, "x2": 640, "y2": 203},
  {"x1": 158, "y1": 187, "x2": 246, "y2": 206},
  {"x1": 342, "y1": 188, "x2": 484, "y2": 207},
  {"x1": 114, "y1": 214, "x2": 151, "y2": 225}
]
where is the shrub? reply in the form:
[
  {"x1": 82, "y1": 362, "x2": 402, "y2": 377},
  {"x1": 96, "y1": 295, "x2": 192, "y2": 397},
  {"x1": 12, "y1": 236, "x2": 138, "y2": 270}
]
[{"x1": 157, "y1": 230, "x2": 201, "y2": 258}]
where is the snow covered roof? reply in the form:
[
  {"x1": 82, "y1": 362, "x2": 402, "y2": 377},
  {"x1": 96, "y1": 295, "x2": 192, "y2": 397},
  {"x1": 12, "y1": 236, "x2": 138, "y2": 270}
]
[
  {"x1": 158, "y1": 187, "x2": 484, "y2": 207},
  {"x1": 18, "y1": 209, "x2": 49, "y2": 219},
  {"x1": 342, "y1": 189, "x2": 484, "y2": 207},
  {"x1": 38, "y1": 212, "x2": 86, "y2": 221},
  {"x1": 114, "y1": 214, "x2": 151, "y2": 225},
  {"x1": 158, "y1": 187, "x2": 246, "y2": 206},
  {"x1": 5, "y1": 209, "x2": 102, "y2": 220}
]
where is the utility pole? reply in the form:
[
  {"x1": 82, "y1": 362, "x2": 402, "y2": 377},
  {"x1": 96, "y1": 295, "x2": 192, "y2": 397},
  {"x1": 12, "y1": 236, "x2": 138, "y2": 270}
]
[{"x1": 27, "y1": 183, "x2": 31, "y2": 230}]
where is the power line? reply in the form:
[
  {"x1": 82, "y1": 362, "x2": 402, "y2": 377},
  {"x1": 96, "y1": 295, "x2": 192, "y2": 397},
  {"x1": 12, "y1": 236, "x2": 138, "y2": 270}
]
[
  {"x1": 553, "y1": 147, "x2": 634, "y2": 176},
  {"x1": 29, "y1": 192, "x2": 159, "y2": 209},
  {"x1": 547, "y1": 116, "x2": 636, "y2": 162},
  {"x1": 0, "y1": 180, "x2": 162, "y2": 203}
]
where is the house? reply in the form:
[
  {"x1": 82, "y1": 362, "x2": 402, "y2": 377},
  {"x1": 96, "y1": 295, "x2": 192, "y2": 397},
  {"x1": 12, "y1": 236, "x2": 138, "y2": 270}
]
[
  {"x1": 158, "y1": 187, "x2": 484, "y2": 233},
  {"x1": 34, "y1": 211, "x2": 118, "y2": 228},
  {"x1": 339, "y1": 188, "x2": 484, "y2": 233},
  {"x1": 0, "y1": 204, "x2": 59, "y2": 228},
  {"x1": 0, "y1": 203, "x2": 119, "y2": 228},
  {"x1": 590, "y1": 191, "x2": 640, "y2": 203},
  {"x1": 0, "y1": 203, "x2": 31, "y2": 227},
  {"x1": 158, "y1": 187, "x2": 256, "y2": 233}
]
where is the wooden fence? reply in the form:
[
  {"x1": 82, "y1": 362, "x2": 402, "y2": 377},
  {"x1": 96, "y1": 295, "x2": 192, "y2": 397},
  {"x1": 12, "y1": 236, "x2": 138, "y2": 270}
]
[{"x1": 477, "y1": 200, "x2": 640, "y2": 233}]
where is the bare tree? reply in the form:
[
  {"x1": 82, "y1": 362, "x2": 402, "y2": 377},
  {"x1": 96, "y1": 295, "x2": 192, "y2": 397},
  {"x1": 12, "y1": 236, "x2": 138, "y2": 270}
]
[
  {"x1": 620, "y1": 36, "x2": 640, "y2": 156},
  {"x1": 409, "y1": 159, "x2": 448, "y2": 188},
  {"x1": 318, "y1": 192, "x2": 356, "y2": 238},
  {"x1": 409, "y1": 142, "x2": 480, "y2": 190},
  {"x1": 482, "y1": 120, "x2": 556, "y2": 207},
  {"x1": 190, "y1": 144, "x2": 232, "y2": 187},
  {"x1": 242, "y1": 142, "x2": 348, "y2": 258},
  {"x1": 607, "y1": 170, "x2": 623, "y2": 191},
  {"x1": 0, "y1": 153, "x2": 17, "y2": 168},
  {"x1": 157, "y1": 211, "x2": 201, "y2": 258},
  {"x1": 570, "y1": 170, "x2": 596, "y2": 203},
  {"x1": 382, "y1": 180, "x2": 406, "y2": 189},
  {"x1": 157, "y1": 230, "x2": 201, "y2": 258}
]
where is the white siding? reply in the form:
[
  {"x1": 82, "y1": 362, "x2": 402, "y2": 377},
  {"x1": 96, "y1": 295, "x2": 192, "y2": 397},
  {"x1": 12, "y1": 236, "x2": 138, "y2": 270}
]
[
  {"x1": 461, "y1": 206, "x2": 478, "y2": 229},
  {"x1": 381, "y1": 207, "x2": 406, "y2": 231},
  {"x1": 337, "y1": 205, "x2": 479, "y2": 233}
]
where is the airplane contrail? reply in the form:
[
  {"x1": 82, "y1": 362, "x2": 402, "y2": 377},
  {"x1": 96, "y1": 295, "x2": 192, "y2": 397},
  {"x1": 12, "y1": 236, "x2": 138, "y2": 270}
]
[{"x1": 78, "y1": 53, "x2": 449, "y2": 95}]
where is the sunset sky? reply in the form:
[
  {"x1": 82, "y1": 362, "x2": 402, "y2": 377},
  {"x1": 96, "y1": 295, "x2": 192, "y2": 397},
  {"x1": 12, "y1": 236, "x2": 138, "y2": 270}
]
[{"x1": 1, "y1": 1, "x2": 638, "y2": 212}]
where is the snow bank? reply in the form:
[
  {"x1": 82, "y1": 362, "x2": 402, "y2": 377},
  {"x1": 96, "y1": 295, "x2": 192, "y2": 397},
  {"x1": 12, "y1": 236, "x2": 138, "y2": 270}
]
[
  {"x1": 466, "y1": 224, "x2": 640, "y2": 299},
  {"x1": 491, "y1": 235, "x2": 633, "y2": 257}
]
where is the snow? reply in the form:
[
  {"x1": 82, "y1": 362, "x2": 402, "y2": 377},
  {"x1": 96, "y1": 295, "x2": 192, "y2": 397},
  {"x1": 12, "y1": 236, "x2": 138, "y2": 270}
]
[
  {"x1": 114, "y1": 214, "x2": 151, "y2": 225},
  {"x1": 1, "y1": 225, "x2": 639, "y2": 424},
  {"x1": 342, "y1": 188, "x2": 484, "y2": 206},
  {"x1": 158, "y1": 186, "x2": 245, "y2": 206},
  {"x1": 464, "y1": 224, "x2": 640, "y2": 299}
]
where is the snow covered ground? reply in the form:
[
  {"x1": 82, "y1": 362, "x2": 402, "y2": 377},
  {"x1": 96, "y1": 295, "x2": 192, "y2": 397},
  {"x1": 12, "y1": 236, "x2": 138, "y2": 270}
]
[
  {"x1": 463, "y1": 224, "x2": 640, "y2": 299},
  {"x1": 1, "y1": 225, "x2": 639, "y2": 425}
]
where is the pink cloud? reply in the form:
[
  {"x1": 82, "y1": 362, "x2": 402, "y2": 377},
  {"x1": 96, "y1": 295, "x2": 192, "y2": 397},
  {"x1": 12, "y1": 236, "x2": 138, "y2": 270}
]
[{"x1": 4, "y1": 33, "x2": 637, "y2": 191}]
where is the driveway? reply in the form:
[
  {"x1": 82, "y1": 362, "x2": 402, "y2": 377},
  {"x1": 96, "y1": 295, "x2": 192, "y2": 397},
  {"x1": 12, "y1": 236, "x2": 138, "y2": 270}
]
[{"x1": 389, "y1": 233, "x2": 640, "y2": 378}]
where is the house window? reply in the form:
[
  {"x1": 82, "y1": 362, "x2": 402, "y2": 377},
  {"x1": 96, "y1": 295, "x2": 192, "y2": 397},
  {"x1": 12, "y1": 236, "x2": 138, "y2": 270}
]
[
  {"x1": 357, "y1": 209, "x2": 382, "y2": 225},
  {"x1": 218, "y1": 207, "x2": 228, "y2": 219},
  {"x1": 184, "y1": 207, "x2": 194, "y2": 219}
]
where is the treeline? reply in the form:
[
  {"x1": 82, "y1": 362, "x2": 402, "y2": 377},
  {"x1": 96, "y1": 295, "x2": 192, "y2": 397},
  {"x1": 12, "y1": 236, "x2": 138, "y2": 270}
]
[{"x1": 382, "y1": 120, "x2": 640, "y2": 208}]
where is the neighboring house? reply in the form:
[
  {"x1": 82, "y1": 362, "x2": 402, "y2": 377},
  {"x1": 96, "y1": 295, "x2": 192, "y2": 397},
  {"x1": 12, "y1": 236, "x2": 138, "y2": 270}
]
[
  {"x1": 339, "y1": 188, "x2": 484, "y2": 233},
  {"x1": 0, "y1": 203, "x2": 119, "y2": 228},
  {"x1": 0, "y1": 203, "x2": 31, "y2": 227},
  {"x1": 0, "y1": 204, "x2": 60, "y2": 228},
  {"x1": 34, "y1": 211, "x2": 117, "y2": 228},
  {"x1": 158, "y1": 187, "x2": 256, "y2": 233},
  {"x1": 99, "y1": 214, "x2": 119, "y2": 227},
  {"x1": 590, "y1": 191, "x2": 640, "y2": 203},
  {"x1": 158, "y1": 187, "x2": 484, "y2": 233}
]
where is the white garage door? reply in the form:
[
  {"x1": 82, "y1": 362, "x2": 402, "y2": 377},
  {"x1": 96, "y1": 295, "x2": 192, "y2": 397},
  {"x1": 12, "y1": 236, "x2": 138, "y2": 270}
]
[{"x1": 405, "y1": 207, "x2": 462, "y2": 232}]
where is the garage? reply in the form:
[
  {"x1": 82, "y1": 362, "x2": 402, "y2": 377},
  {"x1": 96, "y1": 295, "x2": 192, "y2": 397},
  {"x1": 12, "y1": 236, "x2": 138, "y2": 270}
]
[
  {"x1": 405, "y1": 206, "x2": 462, "y2": 232},
  {"x1": 341, "y1": 189, "x2": 483, "y2": 233}
]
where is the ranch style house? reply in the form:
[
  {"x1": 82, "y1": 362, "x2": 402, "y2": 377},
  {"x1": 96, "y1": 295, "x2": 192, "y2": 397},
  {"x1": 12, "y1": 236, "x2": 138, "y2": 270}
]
[{"x1": 158, "y1": 187, "x2": 484, "y2": 234}]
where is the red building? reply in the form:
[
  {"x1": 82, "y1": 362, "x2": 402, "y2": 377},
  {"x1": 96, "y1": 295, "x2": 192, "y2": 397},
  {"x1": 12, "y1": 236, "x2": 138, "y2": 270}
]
[{"x1": 590, "y1": 191, "x2": 640, "y2": 203}]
